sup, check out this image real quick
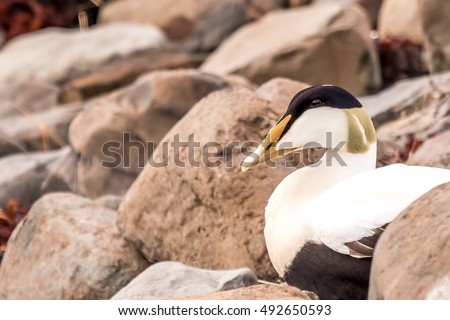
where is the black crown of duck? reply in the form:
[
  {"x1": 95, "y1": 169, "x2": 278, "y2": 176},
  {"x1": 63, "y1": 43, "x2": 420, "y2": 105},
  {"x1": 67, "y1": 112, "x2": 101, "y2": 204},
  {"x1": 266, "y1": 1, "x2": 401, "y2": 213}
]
[{"x1": 277, "y1": 85, "x2": 363, "y2": 141}]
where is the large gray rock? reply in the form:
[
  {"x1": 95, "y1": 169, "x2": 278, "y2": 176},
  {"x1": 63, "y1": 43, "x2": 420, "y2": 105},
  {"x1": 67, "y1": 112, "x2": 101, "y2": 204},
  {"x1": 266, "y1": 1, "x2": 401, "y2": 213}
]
[
  {"x1": 255, "y1": 77, "x2": 310, "y2": 105},
  {"x1": 0, "y1": 23, "x2": 165, "y2": 86},
  {"x1": 69, "y1": 69, "x2": 239, "y2": 198},
  {"x1": 201, "y1": 2, "x2": 381, "y2": 95},
  {"x1": 99, "y1": 0, "x2": 285, "y2": 51},
  {"x1": 0, "y1": 147, "x2": 75, "y2": 210},
  {"x1": 117, "y1": 87, "x2": 305, "y2": 280},
  {"x1": 112, "y1": 261, "x2": 258, "y2": 299},
  {"x1": 369, "y1": 182, "x2": 450, "y2": 299},
  {"x1": 0, "y1": 193, "x2": 148, "y2": 299},
  {"x1": 60, "y1": 48, "x2": 206, "y2": 103},
  {"x1": 0, "y1": 103, "x2": 81, "y2": 156},
  {"x1": 247, "y1": 0, "x2": 290, "y2": 18},
  {"x1": 314, "y1": 0, "x2": 383, "y2": 28}
]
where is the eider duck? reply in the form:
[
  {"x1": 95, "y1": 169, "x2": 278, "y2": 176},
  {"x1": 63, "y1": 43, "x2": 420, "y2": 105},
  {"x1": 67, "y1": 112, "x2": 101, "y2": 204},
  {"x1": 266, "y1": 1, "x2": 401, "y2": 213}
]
[{"x1": 241, "y1": 85, "x2": 450, "y2": 300}]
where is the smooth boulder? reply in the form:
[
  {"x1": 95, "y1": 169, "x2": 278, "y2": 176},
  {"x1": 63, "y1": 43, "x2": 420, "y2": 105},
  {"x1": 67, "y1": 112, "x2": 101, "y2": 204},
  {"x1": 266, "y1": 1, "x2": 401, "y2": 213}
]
[
  {"x1": 255, "y1": 77, "x2": 310, "y2": 105},
  {"x1": 117, "y1": 88, "x2": 303, "y2": 279},
  {"x1": 60, "y1": 48, "x2": 206, "y2": 103},
  {"x1": 112, "y1": 261, "x2": 258, "y2": 299},
  {"x1": 0, "y1": 103, "x2": 81, "y2": 156},
  {"x1": 0, "y1": 147, "x2": 75, "y2": 209},
  {"x1": 378, "y1": 0, "x2": 424, "y2": 44},
  {"x1": 0, "y1": 193, "x2": 148, "y2": 299},
  {"x1": 0, "y1": 23, "x2": 165, "y2": 86},
  {"x1": 69, "y1": 69, "x2": 238, "y2": 198},
  {"x1": 99, "y1": 0, "x2": 286, "y2": 51},
  {"x1": 369, "y1": 182, "x2": 450, "y2": 299},
  {"x1": 201, "y1": 2, "x2": 380, "y2": 95}
]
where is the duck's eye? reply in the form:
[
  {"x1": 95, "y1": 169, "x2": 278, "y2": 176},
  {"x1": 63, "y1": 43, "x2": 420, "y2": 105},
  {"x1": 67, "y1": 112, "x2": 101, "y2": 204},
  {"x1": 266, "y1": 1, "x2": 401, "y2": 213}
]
[{"x1": 311, "y1": 99, "x2": 322, "y2": 107}]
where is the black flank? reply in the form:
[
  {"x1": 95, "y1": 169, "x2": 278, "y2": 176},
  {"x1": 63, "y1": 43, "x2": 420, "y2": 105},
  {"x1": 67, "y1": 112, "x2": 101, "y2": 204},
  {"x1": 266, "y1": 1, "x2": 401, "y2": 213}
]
[{"x1": 284, "y1": 242, "x2": 372, "y2": 300}]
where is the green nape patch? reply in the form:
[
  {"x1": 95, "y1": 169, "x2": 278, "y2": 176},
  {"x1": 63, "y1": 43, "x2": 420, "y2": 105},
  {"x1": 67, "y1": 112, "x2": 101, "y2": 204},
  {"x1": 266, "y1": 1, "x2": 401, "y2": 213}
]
[{"x1": 343, "y1": 108, "x2": 377, "y2": 154}]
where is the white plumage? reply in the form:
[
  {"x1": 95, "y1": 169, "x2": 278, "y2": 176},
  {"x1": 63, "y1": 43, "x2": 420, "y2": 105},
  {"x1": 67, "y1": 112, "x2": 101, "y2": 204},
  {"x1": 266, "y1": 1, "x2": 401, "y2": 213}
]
[{"x1": 310, "y1": 163, "x2": 450, "y2": 256}]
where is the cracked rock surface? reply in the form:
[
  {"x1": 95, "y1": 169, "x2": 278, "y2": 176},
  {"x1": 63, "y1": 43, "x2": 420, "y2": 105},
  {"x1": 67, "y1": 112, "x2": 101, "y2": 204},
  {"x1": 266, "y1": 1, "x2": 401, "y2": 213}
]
[{"x1": 117, "y1": 87, "x2": 305, "y2": 279}]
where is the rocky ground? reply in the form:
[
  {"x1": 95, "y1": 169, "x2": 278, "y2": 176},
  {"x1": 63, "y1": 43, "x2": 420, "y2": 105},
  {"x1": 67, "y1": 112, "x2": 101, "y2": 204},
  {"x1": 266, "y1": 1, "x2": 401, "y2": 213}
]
[{"x1": 0, "y1": 0, "x2": 449, "y2": 299}]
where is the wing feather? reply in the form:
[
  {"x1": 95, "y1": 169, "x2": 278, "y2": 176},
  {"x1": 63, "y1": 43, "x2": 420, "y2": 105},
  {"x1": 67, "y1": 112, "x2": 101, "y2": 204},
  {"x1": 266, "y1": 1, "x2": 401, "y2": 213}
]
[
  {"x1": 308, "y1": 164, "x2": 450, "y2": 257},
  {"x1": 345, "y1": 224, "x2": 387, "y2": 258}
]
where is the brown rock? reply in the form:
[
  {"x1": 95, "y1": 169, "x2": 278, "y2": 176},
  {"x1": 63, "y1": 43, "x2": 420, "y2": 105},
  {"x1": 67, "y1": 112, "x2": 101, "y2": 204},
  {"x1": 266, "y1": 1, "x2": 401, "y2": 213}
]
[
  {"x1": 409, "y1": 130, "x2": 450, "y2": 169},
  {"x1": 419, "y1": 0, "x2": 450, "y2": 73},
  {"x1": 0, "y1": 103, "x2": 81, "y2": 156},
  {"x1": 95, "y1": 195, "x2": 123, "y2": 211},
  {"x1": 201, "y1": 2, "x2": 381, "y2": 95},
  {"x1": 377, "y1": 0, "x2": 429, "y2": 86},
  {"x1": 60, "y1": 48, "x2": 206, "y2": 103},
  {"x1": 360, "y1": 72, "x2": 450, "y2": 154},
  {"x1": 255, "y1": 78, "x2": 310, "y2": 105},
  {"x1": 117, "y1": 88, "x2": 301, "y2": 280},
  {"x1": 314, "y1": 0, "x2": 383, "y2": 28},
  {"x1": 99, "y1": 0, "x2": 282, "y2": 51},
  {"x1": 0, "y1": 147, "x2": 75, "y2": 210},
  {"x1": 69, "y1": 69, "x2": 237, "y2": 197},
  {"x1": 369, "y1": 182, "x2": 450, "y2": 299},
  {"x1": 377, "y1": 0, "x2": 450, "y2": 84},
  {"x1": 373, "y1": 0, "x2": 429, "y2": 86},
  {"x1": 0, "y1": 193, "x2": 148, "y2": 299},
  {"x1": 378, "y1": 0, "x2": 424, "y2": 44},
  {"x1": 184, "y1": 284, "x2": 312, "y2": 300},
  {"x1": 378, "y1": 0, "x2": 450, "y2": 80},
  {"x1": 358, "y1": 0, "x2": 383, "y2": 28},
  {"x1": 0, "y1": 24, "x2": 165, "y2": 86},
  {"x1": 99, "y1": 0, "x2": 209, "y2": 40}
]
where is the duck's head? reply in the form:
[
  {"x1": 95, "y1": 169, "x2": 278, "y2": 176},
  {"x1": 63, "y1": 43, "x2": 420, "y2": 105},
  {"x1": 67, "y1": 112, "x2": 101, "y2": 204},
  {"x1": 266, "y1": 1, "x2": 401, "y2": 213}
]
[{"x1": 241, "y1": 85, "x2": 376, "y2": 172}]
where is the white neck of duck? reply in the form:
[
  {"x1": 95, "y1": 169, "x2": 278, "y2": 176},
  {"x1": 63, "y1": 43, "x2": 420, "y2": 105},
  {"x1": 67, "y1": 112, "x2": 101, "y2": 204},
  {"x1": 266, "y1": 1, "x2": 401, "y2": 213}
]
[{"x1": 265, "y1": 143, "x2": 377, "y2": 277}]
